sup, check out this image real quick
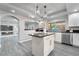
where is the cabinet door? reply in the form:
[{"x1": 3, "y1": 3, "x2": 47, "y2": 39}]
[
  {"x1": 44, "y1": 35, "x2": 54, "y2": 55},
  {"x1": 50, "y1": 35, "x2": 54, "y2": 51},
  {"x1": 44, "y1": 36, "x2": 51, "y2": 56},
  {"x1": 55, "y1": 33, "x2": 62, "y2": 43},
  {"x1": 69, "y1": 13, "x2": 79, "y2": 27},
  {"x1": 73, "y1": 34, "x2": 79, "y2": 46}
]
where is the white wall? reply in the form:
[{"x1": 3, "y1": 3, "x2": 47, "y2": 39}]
[
  {"x1": 66, "y1": 4, "x2": 79, "y2": 14},
  {"x1": 65, "y1": 16, "x2": 69, "y2": 30},
  {"x1": 19, "y1": 19, "x2": 26, "y2": 41},
  {"x1": 0, "y1": 10, "x2": 8, "y2": 48},
  {"x1": 19, "y1": 19, "x2": 36, "y2": 42},
  {"x1": 0, "y1": 10, "x2": 35, "y2": 42},
  {"x1": 0, "y1": 15, "x2": 1, "y2": 48}
]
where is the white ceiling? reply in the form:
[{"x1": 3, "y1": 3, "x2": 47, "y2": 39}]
[
  {"x1": 66, "y1": 3, "x2": 79, "y2": 14},
  {"x1": 0, "y1": 3, "x2": 79, "y2": 22}
]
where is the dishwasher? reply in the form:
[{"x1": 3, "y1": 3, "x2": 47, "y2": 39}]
[{"x1": 62, "y1": 33, "x2": 73, "y2": 46}]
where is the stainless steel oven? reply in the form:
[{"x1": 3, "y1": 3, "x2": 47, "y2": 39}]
[{"x1": 62, "y1": 33, "x2": 73, "y2": 45}]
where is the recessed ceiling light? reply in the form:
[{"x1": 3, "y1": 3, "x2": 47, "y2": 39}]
[
  {"x1": 11, "y1": 10, "x2": 15, "y2": 13},
  {"x1": 74, "y1": 9, "x2": 78, "y2": 12}
]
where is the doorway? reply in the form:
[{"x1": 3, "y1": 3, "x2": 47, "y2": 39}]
[{"x1": 0, "y1": 15, "x2": 19, "y2": 55}]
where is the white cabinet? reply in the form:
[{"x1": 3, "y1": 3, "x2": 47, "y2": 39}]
[
  {"x1": 69, "y1": 13, "x2": 79, "y2": 27},
  {"x1": 44, "y1": 35, "x2": 54, "y2": 56},
  {"x1": 50, "y1": 35, "x2": 54, "y2": 51},
  {"x1": 32, "y1": 35, "x2": 54, "y2": 56},
  {"x1": 43, "y1": 37, "x2": 51, "y2": 56},
  {"x1": 73, "y1": 33, "x2": 79, "y2": 47},
  {"x1": 55, "y1": 33, "x2": 62, "y2": 43}
]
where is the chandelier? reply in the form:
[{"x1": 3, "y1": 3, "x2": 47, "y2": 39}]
[{"x1": 35, "y1": 4, "x2": 47, "y2": 20}]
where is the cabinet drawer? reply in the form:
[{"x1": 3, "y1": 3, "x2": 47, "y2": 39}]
[{"x1": 44, "y1": 35, "x2": 54, "y2": 40}]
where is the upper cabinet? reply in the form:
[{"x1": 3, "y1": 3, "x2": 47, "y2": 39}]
[
  {"x1": 66, "y1": 4, "x2": 79, "y2": 27},
  {"x1": 25, "y1": 21, "x2": 38, "y2": 30},
  {"x1": 68, "y1": 13, "x2": 79, "y2": 27}
]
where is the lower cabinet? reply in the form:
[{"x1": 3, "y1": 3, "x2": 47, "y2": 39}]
[
  {"x1": 32, "y1": 35, "x2": 54, "y2": 56},
  {"x1": 44, "y1": 35, "x2": 54, "y2": 56},
  {"x1": 44, "y1": 35, "x2": 54, "y2": 55},
  {"x1": 55, "y1": 33, "x2": 79, "y2": 47},
  {"x1": 44, "y1": 37, "x2": 51, "y2": 56},
  {"x1": 50, "y1": 35, "x2": 54, "y2": 51},
  {"x1": 73, "y1": 33, "x2": 79, "y2": 47},
  {"x1": 55, "y1": 33, "x2": 62, "y2": 43}
]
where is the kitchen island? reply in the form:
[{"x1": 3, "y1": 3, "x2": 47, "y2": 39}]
[{"x1": 29, "y1": 33, "x2": 55, "y2": 56}]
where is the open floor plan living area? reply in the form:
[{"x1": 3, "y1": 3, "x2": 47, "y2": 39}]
[{"x1": 0, "y1": 3, "x2": 79, "y2": 56}]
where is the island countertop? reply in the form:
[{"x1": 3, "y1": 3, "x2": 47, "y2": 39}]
[{"x1": 29, "y1": 32, "x2": 54, "y2": 38}]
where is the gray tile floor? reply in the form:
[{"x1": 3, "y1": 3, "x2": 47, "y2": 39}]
[{"x1": 0, "y1": 40, "x2": 79, "y2": 56}]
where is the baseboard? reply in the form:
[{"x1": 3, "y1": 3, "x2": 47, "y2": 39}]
[
  {"x1": 73, "y1": 45, "x2": 79, "y2": 48},
  {"x1": 54, "y1": 41, "x2": 62, "y2": 44},
  {"x1": 19, "y1": 39, "x2": 32, "y2": 43}
]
